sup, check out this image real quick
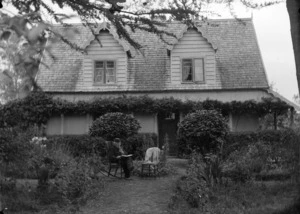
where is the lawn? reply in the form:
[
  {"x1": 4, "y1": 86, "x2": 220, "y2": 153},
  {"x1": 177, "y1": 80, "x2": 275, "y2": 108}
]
[
  {"x1": 80, "y1": 158, "x2": 298, "y2": 214},
  {"x1": 2, "y1": 158, "x2": 298, "y2": 214}
]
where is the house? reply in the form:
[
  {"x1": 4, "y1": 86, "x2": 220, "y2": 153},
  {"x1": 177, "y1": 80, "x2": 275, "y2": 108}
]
[{"x1": 36, "y1": 18, "x2": 294, "y2": 154}]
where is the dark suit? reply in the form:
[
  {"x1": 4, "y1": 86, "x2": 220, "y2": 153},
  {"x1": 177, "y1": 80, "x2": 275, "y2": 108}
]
[{"x1": 108, "y1": 143, "x2": 131, "y2": 178}]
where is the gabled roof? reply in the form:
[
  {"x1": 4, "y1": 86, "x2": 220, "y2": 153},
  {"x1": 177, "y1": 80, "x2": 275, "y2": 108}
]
[
  {"x1": 82, "y1": 22, "x2": 134, "y2": 57},
  {"x1": 37, "y1": 18, "x2": 269, "y2": 92},
  {"x1": 267, "y1": 89, "x2": 300, "y2": 112},
  {"x1": 167, "y1": 25, "x2": 217, "y2": 51}
]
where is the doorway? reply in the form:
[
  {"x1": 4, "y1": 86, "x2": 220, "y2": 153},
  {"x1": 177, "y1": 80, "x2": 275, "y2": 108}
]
[{"x1": 158, "y1": 112, "x2": 180, "y2": 156}]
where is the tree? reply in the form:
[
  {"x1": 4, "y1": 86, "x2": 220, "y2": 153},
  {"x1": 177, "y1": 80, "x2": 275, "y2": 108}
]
[
  {"x1": 0, "y1": 30, "x2": 43, "y2": 102},
  {"x1": 287, "y1": 0, "x2": 300, "y2": 95}
]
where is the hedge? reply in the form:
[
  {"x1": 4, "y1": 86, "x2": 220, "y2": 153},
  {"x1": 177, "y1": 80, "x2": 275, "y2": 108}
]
[
  {"x1": 177, "y1": 129, "x2": 300, "y2": 157},
  {"x1": 223, "y1": 129, "x2": 300, "y2": 157},
  {"x1": 46, "y1": 133, "x2": 158, "y2": 160}
]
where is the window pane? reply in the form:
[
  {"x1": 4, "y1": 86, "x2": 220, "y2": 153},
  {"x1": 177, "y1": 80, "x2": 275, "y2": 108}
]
[
  {"x1": 106, "y1": 68, "x2": 114, "y2": 76},
  {"x1": 95, "y1": 61, "x2": 104, "y2": 68},
  {"x1": 194, "y1": 58, "x2": 204, "y2": 82},
  {"x1": 183, "y1": 59, "x2": 192, "y2": 66},
  {"x1": 182, "y1": 59, "x2": 193, "y2": 82},
  {"x1": 106, "y1": 61, "x2": 115, "y2": 68},
  {"x1": 95, "y1": 61, "x2": 104, "y2": 83},
  {"x1": 94, "y1": 68, "x2": 103, "y2": 83},
  {"x1": 106, "y1": 68, "x2": 115, "y2": 83},
  {"x1": 106, "y1": 75, "x2": 115, "y2": 83},
  {"x1": 105, "y1": 62, "x2": 115, "y2": 83}
]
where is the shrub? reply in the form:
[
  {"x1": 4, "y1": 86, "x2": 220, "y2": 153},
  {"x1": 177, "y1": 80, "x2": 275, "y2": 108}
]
[
  {"x1": 89, "y1": 112, "x2": 141, "y2": 140},
  {"x1": 173, "y1": 152, "x2": 211, "y2": 209},
  {"x1": 177, "y1": 110, "x2": 229, "y2": 155},
  {"x1": 0, "y1": 127, "x2": 34, "y2": 164},
  {"x1": 0, "y1": 130, "x2": 105, "y2": 213},
  {"x1": 122, "y1": 133, "x2": 157, "y2": 160},
  {"x1": 34, "y1": 154, "x2": 104, "y2": 212},
  {"x1": 50, "y1": 157, "x2": 103, "y2": 206},
  {"x1": 0, "y1": 127, "x2": 36, "y2": 178},
  {"x1": 223, "y1": 142, "x2": 272, "y2": 182},
  {"x1": 223, "y1": 129, "x2": 299, "y2": 157},
  {"x1": 223, "y1": 129, "x2": 300, "y2": 181}
]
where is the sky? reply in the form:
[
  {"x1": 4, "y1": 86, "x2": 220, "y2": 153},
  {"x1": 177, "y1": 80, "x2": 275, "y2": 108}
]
[
  {"x1": 1, "y1": 1, "x2": 298, "y2": 103},
  {"x1": 206, "y1": 1, "x2": 298, "y2": 103},
  {"x1": 253, "y1": 3, "x2": 298, "y2": 102}
]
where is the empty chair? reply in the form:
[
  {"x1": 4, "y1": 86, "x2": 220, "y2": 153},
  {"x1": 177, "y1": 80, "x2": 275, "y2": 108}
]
[{"x1": 141, "y1": 147, "x2": 161, "y2": 177}]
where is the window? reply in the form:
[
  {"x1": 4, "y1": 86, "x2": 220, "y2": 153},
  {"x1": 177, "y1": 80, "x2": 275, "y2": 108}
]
[
  {"x1": 182, "y1": 58, "x2": 204, "y2": 83},
  {"x1": 94, "y1": 61, "x2": 116, "y2": 84}
]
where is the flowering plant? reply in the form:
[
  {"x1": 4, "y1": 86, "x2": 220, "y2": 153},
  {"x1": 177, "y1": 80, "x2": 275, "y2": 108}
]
[{"x1": 30, "y1": 136, "x2": 47, "y2": 149}]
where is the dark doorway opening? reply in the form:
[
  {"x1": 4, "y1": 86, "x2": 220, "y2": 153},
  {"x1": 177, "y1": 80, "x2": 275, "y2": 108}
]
[{"x1": 158, "y1": 112, "x2": 180, "y2": 156}]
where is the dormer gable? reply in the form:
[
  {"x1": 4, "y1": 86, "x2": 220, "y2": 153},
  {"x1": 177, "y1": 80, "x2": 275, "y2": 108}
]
[
  {"x1": 82, "y1": 24, "x2": 129, "y2": 87},
  {"x1": 170, "y1": 28, "x2": 216, "y2": 86},
  {"x1": 168, "y1": 25, "x2": 217, "y2": 51},
  {"x1": 83, "y1": 22, "x2": 134, "y2": 57}
]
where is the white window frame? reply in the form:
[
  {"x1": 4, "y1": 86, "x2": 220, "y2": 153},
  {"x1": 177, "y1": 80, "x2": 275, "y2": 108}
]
[
  {"x1": 181, "y1": 58, "x2": 205, "y2": 84},
  {"x1": 93, "y1": 60, "x2": 116, "y2": 85}
]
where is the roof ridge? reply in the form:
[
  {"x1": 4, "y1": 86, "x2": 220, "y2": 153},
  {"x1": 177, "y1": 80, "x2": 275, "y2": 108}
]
[{"x1": 51, "y1": 18, "x2": 253, "y2": 27}]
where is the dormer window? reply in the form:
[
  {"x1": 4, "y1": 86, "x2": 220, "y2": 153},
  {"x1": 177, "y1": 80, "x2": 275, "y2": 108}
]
[
  {"x1": 94, "y1": 60, "x2": 116, "y2": 84},
  {"x1": 182, "y1": 58, "x2": 205, "y2": 83}
]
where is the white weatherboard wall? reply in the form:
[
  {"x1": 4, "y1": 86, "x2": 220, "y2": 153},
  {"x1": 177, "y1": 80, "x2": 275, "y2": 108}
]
[
  {"x1": 82, "y1": 31, "x2": 127, "y2": 88},
  {"x1": 134, "y1": 113, "x2": 158, "y2": 134},
  {"x1": 171, "y1": 29, "x2": 216, "y2": 85},
  {"x1": 46, "y1": 114, "x2": 93, "y2": 135},
  {"x1": 45, "y1": 113, "x2": 157, "y2": 135},
  {"x1": 231, "y1": 114, "x2": 260, "y2": 132},
  {"x1": 46, "y1": 116, "x2": 61, "y2": 135},
  {"x1": 63, "y1": 115, "x2": 89, "y2": 135}
]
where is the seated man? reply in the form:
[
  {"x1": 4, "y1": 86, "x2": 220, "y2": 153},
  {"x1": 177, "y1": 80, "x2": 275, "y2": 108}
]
[{"x1": 107, "y1": 138, "x2": 132, "y2": 179}]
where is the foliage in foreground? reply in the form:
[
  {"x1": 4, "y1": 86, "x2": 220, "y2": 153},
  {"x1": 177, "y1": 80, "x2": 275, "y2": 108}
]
[
  {"x1": 170, "y1": 179, "x2": 298, "y2": 214},
  {"x1": 171, "y1": 127, "x2": 300, "y2": 213},
  {"x1": 0, "y1": 127, "x2": 105, "y2": 213},
  {"x1": 170, "y1": 150, "x2": 299, "y2": 213}
]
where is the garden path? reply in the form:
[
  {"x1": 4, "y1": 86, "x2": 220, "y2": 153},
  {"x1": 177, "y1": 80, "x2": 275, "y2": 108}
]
[{"x1": 81, "y1": 158, "x2": 188, "y2": 214}]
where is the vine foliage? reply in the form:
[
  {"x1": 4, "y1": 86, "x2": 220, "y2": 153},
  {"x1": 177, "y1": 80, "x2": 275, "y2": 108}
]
[{"x1": 0, "y1": 91, "x2": 293, "y2": 128}]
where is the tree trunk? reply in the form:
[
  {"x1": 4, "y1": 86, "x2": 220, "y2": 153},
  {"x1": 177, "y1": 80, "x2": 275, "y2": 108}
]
[{"x1": 287, "y1": 0, "x2": 300, "y2": 94}]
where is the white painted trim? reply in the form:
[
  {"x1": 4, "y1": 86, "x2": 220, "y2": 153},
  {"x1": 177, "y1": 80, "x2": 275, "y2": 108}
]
[
  {"x1": 60, "y1": 114, "x2": 64, "y2": 135},
  {"x1": 154, "y1": 113, "x2": 158, "y2": 141},
  {"x1": 86, "y1": 114, "x2": 90, "y2": 133}
]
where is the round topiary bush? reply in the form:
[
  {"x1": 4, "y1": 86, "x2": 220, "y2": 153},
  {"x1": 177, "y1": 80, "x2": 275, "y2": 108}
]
[
  {"x1": 89, "y1": 112, "x2": 141, "y2": 140},
  {"x1": 177, "y1": 110, "x2": 229, "y2": 155}
]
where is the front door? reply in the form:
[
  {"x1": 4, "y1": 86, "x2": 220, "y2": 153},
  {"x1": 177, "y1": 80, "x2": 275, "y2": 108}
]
[{"x1": 158, "y1": 112, "x2": 180, "y2": 156}]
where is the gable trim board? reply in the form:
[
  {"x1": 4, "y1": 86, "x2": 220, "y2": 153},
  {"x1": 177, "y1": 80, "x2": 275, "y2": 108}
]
[
  {"x1": 167, "y1": 25, "x2": 218, "y2": 51},
  {"x1": 82, "y1": 22, "x2": 134, "y2": 57}
]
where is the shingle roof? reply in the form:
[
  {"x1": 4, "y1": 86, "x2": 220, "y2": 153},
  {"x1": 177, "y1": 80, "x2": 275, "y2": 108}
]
[
  {"x1": 267, "y1": 89, "x2": 300, "y2": 112},
  {"x1": 36, "y1": 18, "x2": 269, "y2": 92}
]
